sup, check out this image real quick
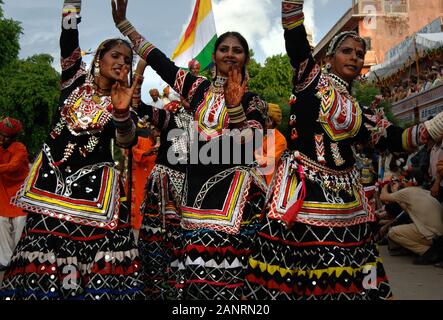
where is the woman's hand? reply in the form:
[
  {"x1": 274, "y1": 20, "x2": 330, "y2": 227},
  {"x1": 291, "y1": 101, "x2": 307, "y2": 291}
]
[
  {"x1": 111, "y1": 0, "x2": 128, "y2": 25},
  {"x1": 224, "y1": 67, "x2": 247, "y2": 107},
  {"x1": 111, "y1": 65, "x2": 141, "y2": 112}
]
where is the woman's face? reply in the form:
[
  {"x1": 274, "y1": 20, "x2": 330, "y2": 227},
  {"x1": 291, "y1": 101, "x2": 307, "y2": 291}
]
[
  {"x1": 213, "y1": 36, "x2": 248, "y2": 77},
  {"x1": 98, "y1": 43, "x2": 132, "y2": 82},
  {"x1": 329, "y1": 37, "x2": 365, "y2": 83}
]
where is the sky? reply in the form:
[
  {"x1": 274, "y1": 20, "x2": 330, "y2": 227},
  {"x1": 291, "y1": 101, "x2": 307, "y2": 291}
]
[{"x1": 3, "y1": 0, "x2": 352, "y2": 101}]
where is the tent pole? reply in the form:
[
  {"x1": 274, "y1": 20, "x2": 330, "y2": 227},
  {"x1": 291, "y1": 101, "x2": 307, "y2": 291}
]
[{"x1": 414, "y1": 37, "x2": 420, "y2": 85}]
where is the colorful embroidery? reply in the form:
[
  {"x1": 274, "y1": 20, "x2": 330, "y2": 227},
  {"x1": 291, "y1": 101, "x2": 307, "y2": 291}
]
[
  {"x1": 61, "y1": 63, "x2": 86, "y2": 90},
  {"x1": 330, "y1": 142, "x2": 345, "y2": 166},
  {"x1": 295, "y1": 64, "x2": 320, "y2": 92},
  {"x1": 317, "y1": 74, "x2": 362, "y2": 141},
  {"x1": 14, "y1": 152, "x2": 120, "y2": 230},
  {"x1": 297, "y1": 58, "x2": 309, "y2": 82},
  {"x1": 402, "y1": 123, "x2": 429, "y2": 151},
  {"x1": 268, "y1": 152, "x2": 373, "y2": 228},
  {"x1": 282, "y1": 1, "x2": 305, "y2": 30},
  {"x1": 315, "y1": 134, "x2": 326, "y2": 164},
  {"x1": 61, "y1": 83, "x2": 113, "y2": 136},
  {"x1": 196, "y1": 89, "x2": 228, "y2": 141},
  {"x1": 61, "y1": 47, "x2": 81, "y2": 71},
  {"x1": 187, "y1": 76, "x2": 206, "y2": 102},
  {"x1": 174, "y1": 69, "x2": 188, "y2": 95},
  {"x1": 181, "y1": 169, "x2": 251, "y2": 235}
]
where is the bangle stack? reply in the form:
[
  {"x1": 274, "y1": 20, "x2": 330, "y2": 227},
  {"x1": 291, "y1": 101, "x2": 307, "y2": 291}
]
[
  {"x1": 112, "y1": 108, "x2": 130, "y2": 122},
  {"x1": 116, "y1": 19, "x2": 135, "y2": 37},
  {"x1": 227, "y1": 105, "x2": 247, "y2": 124}
]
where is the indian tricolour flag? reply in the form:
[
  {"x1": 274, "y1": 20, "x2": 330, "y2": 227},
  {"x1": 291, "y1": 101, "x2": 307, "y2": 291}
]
[{"x1": 171, "y1": 0, "x2": 217, "y2": 70}]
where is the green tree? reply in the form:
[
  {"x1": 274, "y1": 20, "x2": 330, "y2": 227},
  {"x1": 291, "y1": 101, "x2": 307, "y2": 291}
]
[
  {"x1": 0, "y1": 2, "x2": 60, "y2": 158},
  {"x1": 0, "y1": 0, "x2": 22, "y2": 68},
  {"x1": 248, "y1": 53, "x2": 293, "y2": 135},
  {"x1": 353, "y1": 81, "x2": 400, "y2": 127},
  {"x1": 0, "y1": 54, "x2": 60, "y2": 156}
]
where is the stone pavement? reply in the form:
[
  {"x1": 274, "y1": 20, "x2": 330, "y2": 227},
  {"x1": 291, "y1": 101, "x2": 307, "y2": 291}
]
[
  {"x1": 379, "y1": 245, "x2": 443, "y2": 300},
  {"x1": 1, "y1": 246, "x2": 442, "y2": 300}
]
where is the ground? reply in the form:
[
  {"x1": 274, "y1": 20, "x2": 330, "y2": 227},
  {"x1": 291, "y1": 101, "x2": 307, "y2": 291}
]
[{"x1": 379, "y1": 245, "x2": 443, "y2": 300}]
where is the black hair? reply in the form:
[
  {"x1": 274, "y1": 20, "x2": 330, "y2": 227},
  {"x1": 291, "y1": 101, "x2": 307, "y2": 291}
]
[{"x1": 213, "y1": 31, "x2": 250, "y2": 81}]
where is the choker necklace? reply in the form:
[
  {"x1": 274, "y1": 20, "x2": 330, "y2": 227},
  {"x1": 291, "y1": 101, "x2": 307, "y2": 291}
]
[
  {"x1": 210, "y1": 76, "x2": 227, "y2": 94},
  {"x1": 329, "y1": 73, "x2": 351, "y2": 92},
  {"x1": 93, "y1": 81, "x2": 111, "y2": 96},
  {"x1": 213, "y1": 76, "x2": 227, "y2": 87}
]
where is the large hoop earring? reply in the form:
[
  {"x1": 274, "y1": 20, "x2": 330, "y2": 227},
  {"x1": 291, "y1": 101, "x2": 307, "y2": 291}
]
[{"x1": 323, "y1": 62, "x2": 332, "y2": 74}]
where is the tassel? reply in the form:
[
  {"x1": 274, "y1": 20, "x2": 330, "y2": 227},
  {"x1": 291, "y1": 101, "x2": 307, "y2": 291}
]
[{"x1": 282, "y1": 165, "x2": 306, "y2": 228}]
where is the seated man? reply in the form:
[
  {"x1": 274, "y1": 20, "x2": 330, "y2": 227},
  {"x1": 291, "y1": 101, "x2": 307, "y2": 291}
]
[{"x1": 380, "y1": 180, "x2": 443, "y2": 264}]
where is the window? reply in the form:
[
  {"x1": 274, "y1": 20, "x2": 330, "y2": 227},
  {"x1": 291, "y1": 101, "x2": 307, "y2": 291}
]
[{"x1": 383, "y1": 0, "x2": 408, "y2": 14}]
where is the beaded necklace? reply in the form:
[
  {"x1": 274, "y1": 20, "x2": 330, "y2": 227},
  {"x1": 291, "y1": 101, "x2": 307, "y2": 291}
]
[
  {"x1": 61, "y1": 81, "x2": 113, "y2": 136},
  {"x1": 328, "y1": 73, "x2": 351, "y2": 94},
  {"x1": 50, "y1": 77, "x2": 114, "y2": 166},
  {"x1": 210, "y1": 76, "x2": 227, "y2": 94}
]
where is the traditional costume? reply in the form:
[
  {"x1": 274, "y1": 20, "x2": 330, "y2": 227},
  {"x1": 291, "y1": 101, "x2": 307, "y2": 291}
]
[
  {"x1": 245, "y1": 0, "x2": 434, "y2": 300},
  {"x1": 117, "y1": 21, "x2": 268, "y2": 299},
  {"x1": 0, "y1": 0, "x2": 144, "y2": 300}
]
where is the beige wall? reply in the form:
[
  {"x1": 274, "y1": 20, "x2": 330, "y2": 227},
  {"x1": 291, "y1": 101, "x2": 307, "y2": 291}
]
[{"x1": 360, "y1": 0, "x2": 443, "y2": 65}]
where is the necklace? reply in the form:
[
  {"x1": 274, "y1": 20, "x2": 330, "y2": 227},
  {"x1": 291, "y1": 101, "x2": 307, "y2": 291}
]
[
  {"x1": 210, "y1": 76, "x2": 227, "y2": 94},
  {"x1": 329, "y1": 73, "x2": 351, "y2": 93},
  {"x1": 213, "y1": 76, "x2": 227, "y2": 87},
  {"x1": 93, "y1": 81, "x2": 112, "y2": 96}
]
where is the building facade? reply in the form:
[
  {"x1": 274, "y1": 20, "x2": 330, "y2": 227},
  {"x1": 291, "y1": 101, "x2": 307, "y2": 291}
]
[{"x1": 314, "y1": 0, "x2": 443, "y2": 73}]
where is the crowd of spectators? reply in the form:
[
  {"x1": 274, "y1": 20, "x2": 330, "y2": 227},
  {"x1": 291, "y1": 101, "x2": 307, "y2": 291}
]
[{"x1": 381, "y1": 59, "x2": 443, "y2": 104}]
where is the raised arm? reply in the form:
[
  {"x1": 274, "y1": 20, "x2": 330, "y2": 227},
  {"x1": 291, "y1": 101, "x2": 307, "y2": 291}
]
[
  {"x1": 282, "y1": 0, "x2": 319, "y2": 92},
  {"x1": 111, "y1": 0, "x2": 207, "y2": 104},
  {"x1": 60, "y1": 0, "x2": 85, "y2": 91},
  {"x1": 129, "y1": 59, "x2": 173, "y2": 132}
]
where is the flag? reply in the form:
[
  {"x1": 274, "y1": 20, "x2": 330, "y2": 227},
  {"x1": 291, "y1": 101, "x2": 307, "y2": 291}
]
[{"x1": 171, "y1": 0, "x2": 217, "y2": 71}]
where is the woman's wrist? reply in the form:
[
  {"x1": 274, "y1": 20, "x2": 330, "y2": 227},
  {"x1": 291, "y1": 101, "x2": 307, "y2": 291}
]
[
  {"x1": 226, "y1": 105, "x2": 247, "y2": 124},
  {"x1": 116, "y1": 19, "x2": 135, "y2": 37}
]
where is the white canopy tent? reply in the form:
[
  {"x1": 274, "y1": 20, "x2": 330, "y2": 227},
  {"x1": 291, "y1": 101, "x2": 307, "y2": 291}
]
[{"x1": 367, "y1": 32, "x2": 443, "y2": 82}]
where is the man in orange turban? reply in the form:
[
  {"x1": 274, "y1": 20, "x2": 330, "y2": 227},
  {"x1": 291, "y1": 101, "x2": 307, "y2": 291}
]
[
  {"x1": 0, "y1": 117, "x2": 29, "y2": 270},
  {"x1": 255, "y1": 103, "x2": 287, "y2": 185}
]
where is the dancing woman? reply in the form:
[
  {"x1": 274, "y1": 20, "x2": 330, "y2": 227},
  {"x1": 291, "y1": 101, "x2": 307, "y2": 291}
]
[
  {"x1": 0, "y1": 0, "x2": 144, "y2": 300},
  {"x1": 112, "y1": 0, "x2": 268, "y2": 300},
  {"x1": 245, "y1": 0, "x2": 443, "y2": 300}
]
